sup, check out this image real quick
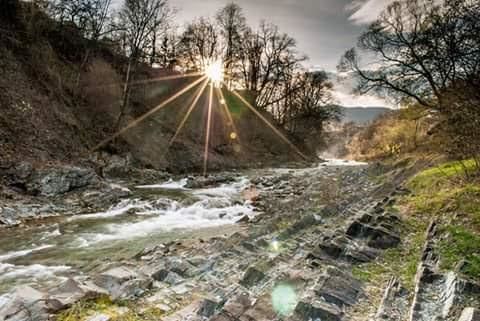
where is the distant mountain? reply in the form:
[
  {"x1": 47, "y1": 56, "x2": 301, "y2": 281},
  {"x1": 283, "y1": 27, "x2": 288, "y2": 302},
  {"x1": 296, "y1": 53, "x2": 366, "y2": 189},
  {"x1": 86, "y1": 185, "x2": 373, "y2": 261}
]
[{"x1": 339, "y1": 107, "x2": 390, "y2": 124}]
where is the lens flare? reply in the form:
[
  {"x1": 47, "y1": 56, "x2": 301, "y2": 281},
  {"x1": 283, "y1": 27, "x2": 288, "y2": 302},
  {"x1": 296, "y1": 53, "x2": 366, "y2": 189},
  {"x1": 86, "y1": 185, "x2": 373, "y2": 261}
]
[
  {"x1": 271, "y1": 284, "x2": 297, "y2": 316},
  {"x1": 204, "y1": 60, "x2": 224, "y2": 87},
  {"x1": 203, "y1": 83, "x2": 214, "y2": 177}
]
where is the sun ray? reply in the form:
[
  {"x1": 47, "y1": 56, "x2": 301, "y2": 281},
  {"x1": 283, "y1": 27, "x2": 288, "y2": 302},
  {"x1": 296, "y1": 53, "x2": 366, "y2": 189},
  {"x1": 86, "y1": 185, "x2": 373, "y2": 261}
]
[
  {"x1": 203, "y1": 83, "x2": 214, "y2": 177},
  {"x1": 215, "y1": 87, "x2": 241, "y2": 145},
  {"x1": 89, "y1": 75, "x2": 207, "y2": 153},
  {"x1": 168, "y1": 79, "x2": 209, "y2": 147},
  {"x1": 228, "y1": 86, "x2": 308, "y2": 160},
  {"x1": 88, "y1": 72, "x2": 204, "y2": 90}
]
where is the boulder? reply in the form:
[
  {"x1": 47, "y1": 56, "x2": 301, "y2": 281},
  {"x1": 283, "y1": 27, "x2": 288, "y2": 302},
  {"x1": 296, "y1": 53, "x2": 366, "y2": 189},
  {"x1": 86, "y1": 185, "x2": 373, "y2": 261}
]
[
  {"x1": 0, "y1": 286, "x2": 49, "y2": 321},
  {"x1": 0, "y1": 207, "x2": 19, "y2": 226},
  {"x1": 46, "y1": 278, "x2": 108, "y2": 311},
  {"x1": 94, "y1": 266, "x2": 152, "y2": 300},
  {"x1": 28, "y1": 167, "x2": 98, "y2": 196}
]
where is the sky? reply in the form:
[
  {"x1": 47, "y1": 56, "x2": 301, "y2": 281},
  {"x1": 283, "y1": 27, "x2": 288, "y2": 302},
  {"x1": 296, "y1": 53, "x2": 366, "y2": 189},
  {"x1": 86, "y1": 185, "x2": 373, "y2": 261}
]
[
  {"x1": 169, "y1": 0, "x2": 395, "y2": 107},
  {"x1": 169, "y1": 0, "x2": 394, "y2": 71}
]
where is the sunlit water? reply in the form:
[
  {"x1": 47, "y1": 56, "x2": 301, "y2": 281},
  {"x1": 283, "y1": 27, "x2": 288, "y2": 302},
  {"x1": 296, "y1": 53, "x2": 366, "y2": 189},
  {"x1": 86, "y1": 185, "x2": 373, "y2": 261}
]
[
  {"x1": 0, "y1": 176, "x2": 253, "y2": 294},
  {"x1": 0, "y1": 160, "x2": 367, "y2": 296}
]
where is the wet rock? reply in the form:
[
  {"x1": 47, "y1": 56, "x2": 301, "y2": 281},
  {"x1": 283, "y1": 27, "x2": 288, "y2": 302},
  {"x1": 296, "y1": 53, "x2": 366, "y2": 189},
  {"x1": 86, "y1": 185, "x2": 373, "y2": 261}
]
[
  {"x1": 198, "y1": 298, "x2": 220, "y2": 317},
  {"x1": 46, "y1": 278, "x2": 108, "y2": 311},
  {"x1": 0, "y1": 286, "x2": 49, "y2": 321},
  {"x1": 458, "y1": 308, "x2": 480, "y2": 321},
  {"x1": 346, "y1": 220, "x2": 400, "y2": 249},
  {"x1": 94, "y1": 266, "x2": 152, "y2": 300},
  {"x1": 236, "y1": 215, "x2": 250, "y2": 224},
  {"x1": 185, "y1": 175, "x2": 235, "y2": 189},
  {"x1": 312, "y1": 234, "x2": 378, "y2": 264},
  {"x1": 278, "y1": 214, "x2": 321, "y2": 240},
  {"x1": 0, "y1": 207, "x2": 20, "y2": 226},
  {"x1": 314, "y1": 267, "x2": 362, "y2": 307},
  {"x1": 240, "y1": 267, "x2": 266, "y2": 288},
  {"x1": 222, "y1": 293, "x2": 252, "y2": 317},
  {"x1": 28, "y1": 166, "x2": 98, "y2": 196},
  {"x1": 375, "y1": 277, "x2": 410, "y2": 321},
  {"x1": 294, "y1": 300, "x2": 342, "y2": 321}
]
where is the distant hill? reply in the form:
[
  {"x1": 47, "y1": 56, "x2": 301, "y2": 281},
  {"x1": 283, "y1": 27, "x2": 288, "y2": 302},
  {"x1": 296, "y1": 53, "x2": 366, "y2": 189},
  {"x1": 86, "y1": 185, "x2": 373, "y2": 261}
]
[{"x1": 339, "y1": 107, "x2": 390, "y2": 124}]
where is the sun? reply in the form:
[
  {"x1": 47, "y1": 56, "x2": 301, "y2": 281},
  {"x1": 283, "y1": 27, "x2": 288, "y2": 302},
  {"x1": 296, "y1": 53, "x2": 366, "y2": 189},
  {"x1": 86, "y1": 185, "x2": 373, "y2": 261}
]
[{"x1": 204, "y1": 60, "x2": 224, "y2": 87}]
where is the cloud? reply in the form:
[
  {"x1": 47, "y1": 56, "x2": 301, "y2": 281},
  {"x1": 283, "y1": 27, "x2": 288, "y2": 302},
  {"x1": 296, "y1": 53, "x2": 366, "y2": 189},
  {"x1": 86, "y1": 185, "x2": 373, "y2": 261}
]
[
  {"x1": 328, "y1": 71, "x2": 394, "y2": 108},
  {"x1": 347, "y1": 0, "x2": 395, "y2": 24}
]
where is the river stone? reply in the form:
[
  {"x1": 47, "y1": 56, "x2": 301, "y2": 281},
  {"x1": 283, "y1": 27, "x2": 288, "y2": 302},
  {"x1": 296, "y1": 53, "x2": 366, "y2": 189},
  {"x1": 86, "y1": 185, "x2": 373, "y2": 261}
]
[
  {"x1": 346, "y1": 220, "x2": 400, "y2": 249},
  {"x1": 0, "y1": 286, "x2": 49, "y2": 321},
  {"x1": 185, "y1": 175, "x2": 235, "y2": 189},
  {"x1": 294, "y1": 300, "x2": 342, "y2": 321},
  {"x1": 0, "y1": 207, "x2": 19, "y2": 226},
  {"x1": 47, "y1": 278, "x2": 108, "y2": 311},
  {"x1": 240, "y1": 267, "x2": 266, "y2": 288},
  {"x1": 198, "y1": 298, "x2": 220, "y2": 317},
  {"x1": 94, "y1": 266, "x2": 152, "y2": 300},
  {"x1": 314, "y1": 267, "x2": 362, "y2": 307},
  {"x1": 28, "y1": 166, "x2": 98, "y2": 196}
]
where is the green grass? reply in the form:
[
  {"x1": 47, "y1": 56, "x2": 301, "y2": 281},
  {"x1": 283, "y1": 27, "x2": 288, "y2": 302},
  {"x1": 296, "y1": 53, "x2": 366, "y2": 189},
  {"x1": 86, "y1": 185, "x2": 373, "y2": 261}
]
[
  {"x1": 56, "y1": 297, "x2": 166, "y2": 321},
  {"x1": 353, "y1": 159, "x2": 480, "y2": 289},
  {"x1": 403, "y1": 159, "x2": 480, "y2": 280},
  {"x1": 439, "y1": 226, "x2": 480, "y2": 279}
]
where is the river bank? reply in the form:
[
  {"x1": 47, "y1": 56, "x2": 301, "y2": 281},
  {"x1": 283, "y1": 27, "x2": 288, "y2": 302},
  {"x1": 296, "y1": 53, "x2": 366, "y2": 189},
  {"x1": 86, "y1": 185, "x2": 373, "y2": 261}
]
[{"x1": 1, "y1": 159, "x2": 478, "y2": 321}]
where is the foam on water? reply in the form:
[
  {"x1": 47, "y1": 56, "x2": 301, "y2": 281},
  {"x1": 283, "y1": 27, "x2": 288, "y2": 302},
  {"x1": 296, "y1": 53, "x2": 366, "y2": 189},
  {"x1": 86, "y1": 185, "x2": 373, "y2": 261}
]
[
  {"x1": 78, "y1": 177, "x2": 253, "y2": 244},
  {"x1": 322, "y1": 158, "x2": 368, "y2": 166},
  {"x1": 0, "y1": 245, "x2": 53, "y2": 262},
  {"x1": 85, "y1": 199, "x2": 253, "y2": 244},
  {"x1": 70, "y1": 199, "x2": 151, "y2": 220},
  {"x1": 0, "y1": 263, "x2": 70, "y2": 281},
  {"x1": 136, "y1": 178, "x2": 189, "y2": 190}
]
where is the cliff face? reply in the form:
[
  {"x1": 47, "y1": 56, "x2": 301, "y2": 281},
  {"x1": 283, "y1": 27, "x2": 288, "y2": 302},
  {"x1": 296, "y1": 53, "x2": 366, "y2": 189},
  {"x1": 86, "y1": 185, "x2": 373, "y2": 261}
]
[{"x1": 0, "y1": 6, "x2": 309, "y2": 177}]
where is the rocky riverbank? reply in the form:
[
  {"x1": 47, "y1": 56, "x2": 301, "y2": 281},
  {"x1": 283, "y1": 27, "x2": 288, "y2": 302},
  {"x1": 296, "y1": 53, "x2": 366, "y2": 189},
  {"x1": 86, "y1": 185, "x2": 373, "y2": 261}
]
[{"x1": 0, "y1": 161, "x2": 478, "y2": 321}]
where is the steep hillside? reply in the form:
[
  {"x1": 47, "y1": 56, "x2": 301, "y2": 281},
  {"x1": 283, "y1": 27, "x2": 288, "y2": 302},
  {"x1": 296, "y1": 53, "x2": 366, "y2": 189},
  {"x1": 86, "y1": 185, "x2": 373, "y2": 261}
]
[{"x1": 0, "y1": 5, "x2": 310, "y2": 178}]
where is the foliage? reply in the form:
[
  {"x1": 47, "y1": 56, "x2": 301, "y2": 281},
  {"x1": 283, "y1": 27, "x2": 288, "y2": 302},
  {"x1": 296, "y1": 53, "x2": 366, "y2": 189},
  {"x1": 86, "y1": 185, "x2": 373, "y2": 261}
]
[
  {"x1": 347, "y1": 106, "x2": 434, "y2": 160},
  {"x1": 341, "y1": 0, "x2": 480, "y2": 166}
]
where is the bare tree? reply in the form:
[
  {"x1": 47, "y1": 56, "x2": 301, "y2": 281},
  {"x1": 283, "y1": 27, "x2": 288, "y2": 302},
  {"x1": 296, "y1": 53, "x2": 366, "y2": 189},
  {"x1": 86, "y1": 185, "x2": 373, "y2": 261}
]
[
  {"x1": 239, "y1": 22, "x2": 306, "y2": 111},
  {"x1": 216, "y1": 3, "x2": 247, "y2": 84},
  {"x1": 340, "y1": 0, "x2": 480, "y2": 167},
  {"x1": 179, "y1": 18, "x2": 220, "y2": 71},
  {"x1": 339, "y1": 0, "x2": 480, "y2": 110},
  {"x1": 116, "y1": 0, "x2": 171, "y2": 128},
  {"x1": 287, "y1": 71, "x2": 340, "y2": 137}
]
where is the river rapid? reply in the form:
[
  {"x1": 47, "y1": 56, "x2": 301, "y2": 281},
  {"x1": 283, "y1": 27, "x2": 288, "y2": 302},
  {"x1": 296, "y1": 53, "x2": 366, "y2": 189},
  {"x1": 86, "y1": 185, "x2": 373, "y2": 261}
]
[{"x1": 0, "y1": 159, "x2": 365, "y2": 299}]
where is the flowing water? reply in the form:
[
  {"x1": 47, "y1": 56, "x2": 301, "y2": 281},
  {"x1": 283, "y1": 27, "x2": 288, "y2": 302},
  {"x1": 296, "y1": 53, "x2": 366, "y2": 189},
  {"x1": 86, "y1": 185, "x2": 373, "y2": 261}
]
[
  {"x1": 0, "y1": 176, "x2": 254, "y2": 294},
  {"x1": 0, "y1": 159, "x2": 366, "y2": 296}
]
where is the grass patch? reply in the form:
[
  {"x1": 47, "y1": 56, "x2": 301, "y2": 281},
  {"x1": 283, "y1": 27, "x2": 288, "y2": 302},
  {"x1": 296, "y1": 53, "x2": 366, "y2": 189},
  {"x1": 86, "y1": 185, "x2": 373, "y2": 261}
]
[
  {"x1": 402, "y1": 159, "x2": 480, "y2": 280},
  {"x1": 56, "y1": 296, "x2": 165, "y2": 321},
  {"x1": 439, "y1": 226, "x2": 480, "y2": 279}
]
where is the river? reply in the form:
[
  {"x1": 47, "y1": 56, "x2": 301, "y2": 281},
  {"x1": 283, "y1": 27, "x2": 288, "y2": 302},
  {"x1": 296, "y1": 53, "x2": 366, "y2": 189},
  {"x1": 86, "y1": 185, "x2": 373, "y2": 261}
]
[{"x1": 0, "y1": 159, "x2": 365, "y2": 298}]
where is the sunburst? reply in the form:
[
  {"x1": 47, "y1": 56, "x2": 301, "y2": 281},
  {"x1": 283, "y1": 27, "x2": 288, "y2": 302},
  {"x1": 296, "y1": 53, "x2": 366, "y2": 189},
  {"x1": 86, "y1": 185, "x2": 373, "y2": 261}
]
[{"x1": 90, "y1": 60, "x2": 306, "y2": 176}]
